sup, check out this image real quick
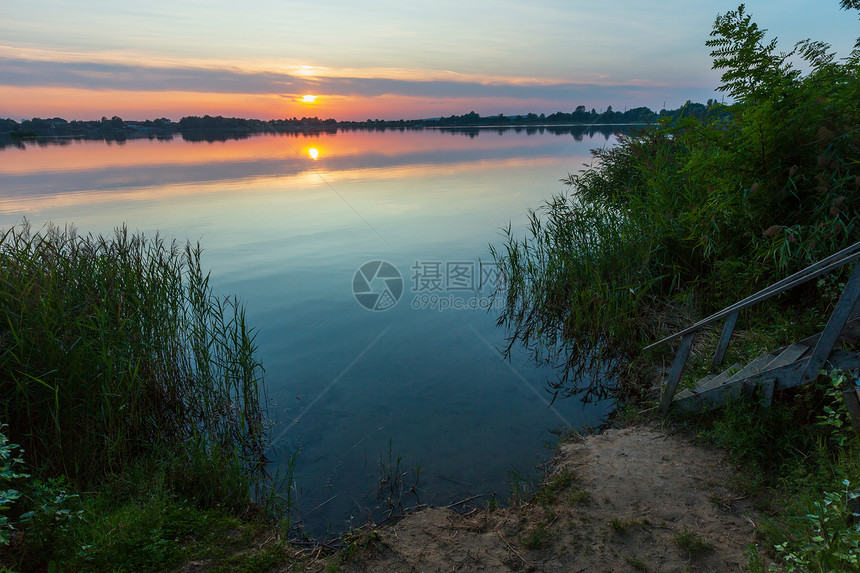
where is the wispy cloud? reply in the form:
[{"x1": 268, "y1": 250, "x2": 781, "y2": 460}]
[{"x1": 0, "y1": 50, "x2": 707, "y2": 102}]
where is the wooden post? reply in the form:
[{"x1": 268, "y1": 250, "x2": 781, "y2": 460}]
[
  {"x1": 758, "y1": 378, "x2": 776, "y2": 408},
  {"x1": 842, "y1": 387, "x2": 860, "y2": 438},
  {"x1": 711, "y1": 311, "x2": 739, "y2": 371},
  {"x1": 659, "y1": 333, "x2": 694, "y2": 416},
  {"x1": 802, "y1": 263, "x2": 860, "y2": 384}
]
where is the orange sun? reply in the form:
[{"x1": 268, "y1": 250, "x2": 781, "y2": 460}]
[{"x1": 300, "y1": 95, "x2": 318, "y2": 103}]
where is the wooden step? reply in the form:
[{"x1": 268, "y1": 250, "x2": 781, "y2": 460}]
[
  {"x1": 675, "y1": 354, "x2": 774, "y2": 405},
  {"x1": 672, "y1": 349, "x2": 860, "y2": 414},
  {"x1": 723, "y1": 353, "x2": 777, "y2": 385},
  {"x1": 691, "y1": 363, "x2": 741, "y2": 394},
  {"x1": 675, "y1": 374, "x2": 714, "y2": 400},
  {"x1": 763, "y1": 342, "x2": 808, "y2": 371},
  {"x1": 768, "y1": 315, "x2": 860, "y2": 358},
  {"x1": 665, "y1": 316, "x2": 860, "y2": 415}
]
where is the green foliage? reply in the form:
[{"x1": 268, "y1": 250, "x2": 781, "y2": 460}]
[
  {"x1": 1, "y1": 451, "x2": 299, "y2": 572},
  {"x1": 816, "y1": 370, "x2": 856, "y2": 447},
  {"x1": 774, "y1": 481, "x2": 860, "y2": 572},
  {"x1": 16, "y1": 476, "x2": 82, "y2": 556},
  {"x1": 489, "y1": 2, "x2": 860, "y2": 572},
  {"x1": 66, "y1": 488, "x2": 267, "y2": 571},
  {"x1": 0, "y1": 428, "x2": 28, "y2": 546},
  {"x1": 745, "y1": 543, "x2": 768, "y2": 573},
  {"x1": 1, "y1": 428, "x2": 83, "y2": 567},
  {"x1": 1, "y1": 430, "x2": 81, "y2": 558},
  {"x1": 0, "y1": 224, "x2": 291, "y2": 570},
  {"x1": 691, "y1": 369, "x2": 860, "y2": 571},
  {"x1": 704, "y1": 397, "x2": 799, "y2": 480},
  {"x1": 491, "y1": 3, "x2": 860, "y2": 395},
  {"x1": 706, "y1": 5, "x2": 794, "y2": 103},
  {"x1": 0, "y1": 223, "x2": 268, "y2": 500},
  {"x1": 264, "y1": 447, "x2": 300, "y2": 536}
]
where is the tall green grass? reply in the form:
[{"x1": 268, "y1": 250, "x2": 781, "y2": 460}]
[
  {"x1": 0, "y1": 222, "x2": 267, "y2": 509},
  {"x1": 491, "y1": 5, "x2": 860, "y2": 397}
]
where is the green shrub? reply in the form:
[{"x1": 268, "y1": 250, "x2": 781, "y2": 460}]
[
  {"x1": 0, "y1": 427, "x2": 27, "y2": 546},
  {"x1": 491, "y1": 3, "x2": 860, "y2": 396},
  {"x1": 774, "y1": 481, "x2": 860, "y2": 572}
]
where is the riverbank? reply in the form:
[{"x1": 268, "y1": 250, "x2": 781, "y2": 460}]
[
  {"x1": 166, "y1": 358, "x2": 859, "y2": 573},
  {"x1": 325, "y1": 423, "x2": 760, "y2": 572},
  {"x1": 198, "y1": 422, "x2": 760, "y2": 572}
]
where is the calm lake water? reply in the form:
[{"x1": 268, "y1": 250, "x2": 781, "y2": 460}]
[{"x1": 0, "y1": 127, "x2": 616, "y2": 536}]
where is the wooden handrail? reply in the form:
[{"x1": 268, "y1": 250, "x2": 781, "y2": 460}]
[{"x1": 644, "y1": 242, "x2": 860, "y2": 352}]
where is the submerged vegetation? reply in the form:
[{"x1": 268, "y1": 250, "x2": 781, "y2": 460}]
[
  {"x1": 492, "y1": 2, "x2": 860, "y2": 570},
  {"x1": 0, "y1": 224, "x2": 291, "y2": 570}
]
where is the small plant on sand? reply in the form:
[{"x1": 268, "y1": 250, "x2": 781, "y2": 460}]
[
  {"x1": 507, "y1": 467, "x2": 533, "y2": 506},
  {"x1": 534, "y1": 468, "x2": 579, "y2": 506},
  {"x1": 610, "y1": 517, "x2": 646, "y2": 534},
  {"x1": 340, "y1": 528, "x2": 381, "y2": 561},
  {"x1": 744, "y1": 544, "x2": 768, "y2": 573},
  {"x1": 674, "y1": 528, "x2": 712, "y2": 556},
  {"x1": 522, "y1": 522, "x2": 550, "y2": 550},
  {"x1": 566, "y1": 488, "x2": 592, "y2": 505}
]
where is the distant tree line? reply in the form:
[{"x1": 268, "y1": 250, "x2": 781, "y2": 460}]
[{"x1": 0, "y1": 101, "x2": 726, "y2": 146}]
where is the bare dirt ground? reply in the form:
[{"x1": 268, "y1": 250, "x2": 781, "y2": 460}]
[{"x1": 310, "y1": 424, "x2": 762, "y2": 573}]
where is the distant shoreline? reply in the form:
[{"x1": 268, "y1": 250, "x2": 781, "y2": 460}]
[
  {"x1": 0, "y1": 101, "x2": 727, "y2": 148},
  {"x1": 0, "y1": 122, "x2": 656, "y2": 149}
]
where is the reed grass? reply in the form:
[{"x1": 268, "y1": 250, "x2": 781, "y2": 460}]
[
  {"x1": 0, "y1": 222, "x2": 267, "y2": 510},
  {"x1": 491, "y1": 8, "x2": 859, "y2": 396}
]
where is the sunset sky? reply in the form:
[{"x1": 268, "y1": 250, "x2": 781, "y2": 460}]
[{"x1": 1, "y1": 0, "x2": 857, "y2": 121}]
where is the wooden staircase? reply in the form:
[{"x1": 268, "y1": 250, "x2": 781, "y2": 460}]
[
  {"x1": 671, "y1": 323, "x2": 860, "y2": 413},
  {"x1": 645, "y1": 242, "x2": 860, "y2": 416}
]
